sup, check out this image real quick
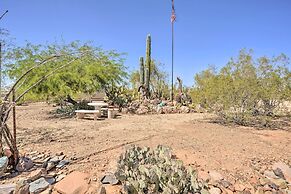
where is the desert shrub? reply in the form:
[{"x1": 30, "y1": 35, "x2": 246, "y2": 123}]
[
  {"x1": 54, "y1": 100, "x2": 94, "y2": 117},
  {"x1": 191, "y1": 50, "x2": 291, "y2": 128},
  {"x1": 115, "y1": 145, "x2": 208, "y2": 194}
]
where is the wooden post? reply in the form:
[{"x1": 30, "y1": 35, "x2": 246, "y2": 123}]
[
  {"x1": 0, "y1": 42, "x2": 2, "y2": 153},
  {"x1": 12, "y1": 89, "x2": 18, "y2": 164}
]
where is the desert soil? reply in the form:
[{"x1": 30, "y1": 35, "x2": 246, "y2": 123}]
[{"x1": 2, "y1": 103, "x2": 291, "y2": 187}]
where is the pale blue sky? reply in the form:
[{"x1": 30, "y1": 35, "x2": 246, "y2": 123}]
[{"x1": 1, "y1": 0, "x2": 291, "y2": 85}]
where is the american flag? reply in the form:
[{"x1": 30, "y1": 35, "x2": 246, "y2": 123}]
[{"x1": 171, "y1": 0, "x2": 176, "y2": 23}]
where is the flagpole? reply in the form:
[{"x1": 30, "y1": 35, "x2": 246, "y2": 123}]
[{"x1": 171, "y1": 18, "x2": 174, "y2": 102}]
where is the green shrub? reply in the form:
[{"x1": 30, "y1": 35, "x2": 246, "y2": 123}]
[
  {"x1": 191, "y1": 50, "x2": 291, "y2": 128},
  {"x1": 115, "y1": 145, "x2": 209, "y2": 194}
]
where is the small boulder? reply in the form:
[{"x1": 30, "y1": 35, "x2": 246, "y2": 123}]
[
  {"x1": 54, "y1": 171, "x2": 90, "y2": 194},
  {"x1": 0, "y1": 184, "x2": 15, "y2": 194},
  {"x1": 209, "y1": 171, "x2": 224, "y2": 182},
  {"x1": 0, "y1": 156, "x2": 8, "y2": 175},
  {"x1": 272, "y1": 162, "x2": 291, "y2": 183},
  {"x1": 28, "y1": 169, "x2": 43, "y2": 181},
  {"x1": 16, "y1": 156, "x2": 34, "y2": 172},
  {"x1": 29, "y1": 177, "x2": 55, "y2": 193},
  {"x1": 101, "y1": 174, "x2": 119, "y2": 185},
  {"x1": 209, "y1": 187, "x2": 221, "y2": 194}
]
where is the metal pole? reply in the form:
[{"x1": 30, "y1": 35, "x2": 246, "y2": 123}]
[{"x1": 171, "y1": 20, "x2": 174, "y2": 102}]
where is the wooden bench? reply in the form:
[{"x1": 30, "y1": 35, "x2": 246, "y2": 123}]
[{"x1": 75, "y1": 110, "x2": 101, "y2": 120}]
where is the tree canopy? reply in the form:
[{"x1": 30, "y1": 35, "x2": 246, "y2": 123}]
[{"x1": 4, "y1": 41, "x2": 128, "y2": 101}]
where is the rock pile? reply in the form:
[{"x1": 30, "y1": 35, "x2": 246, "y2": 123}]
[{"x1": 124, "y1": 99, "x2": 197, "y2": 115}]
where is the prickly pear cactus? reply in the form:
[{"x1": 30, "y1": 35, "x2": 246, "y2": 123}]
[{"x1": 115, "y1": 145, "x2": 208, "y2": 194}]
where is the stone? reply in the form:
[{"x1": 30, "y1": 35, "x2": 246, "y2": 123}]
[
  {"x1": 55, "y1": 174, "x2": 66, "y2": 182},
  {"x1": 28, "y1": 169, "x2": 43, "y2": 181},
  {"x1": 101, "y1": 174, "x2": 119, "y2": 185},
  {"x1": 16, "y1": 156, "x2": 34, "y2": 172},
  {"x1": 271, "y1": 178, "x2": 288, "y2": 189},
  {"x1": 209, "y1": 171, "x2": 224, "y2": 182},
  {"x1": 56, "y1": 160, "x2": 69, "y2": 168},
  {"x1": 0, "y1": 156, "x2": 8, "y2": 175},
  {"x1": 199, "y1": 171, "x2": 211, "y2": 182},
  {"x1": 273, "y1": 168, "x2": 285, "y2": 179},
  {"x1": 264, "y1": 170, "x2": 279, "y2": 179},
  {"x1": 46, "y1": 162, "x2": 55, "y2": 171},
  {"x1": 54, "y1": 171, "x2": 90, "y2": 194},
  {"x1": 98, "y1": 186, "x2": 106, "y2": 194},
  {"x1": 255, "y1": 187, "x2": 264, "y2": 194},
  {"x1": 209, "y1": 187, "x2": 221, "y2": 194},
  {"x1": 218, "y1": 180, "x2": 232, "y2": 188},
  {"x1": 0, "y1": 184, "x2": 15, "y2": 194},
  {"x1": 3, "y1": 147, "x2": 12, "y2": 158},
  {"x1": 272, "y1": 162, "x2": 291, "y2": 183},
  {"x1": 15, "y1": 184, "x2": 29, "y2": 194},
  {"x1": 234, "y1": 183, "x2": 246, "y2": 192},
  {"x1": 49, "y1": 156, "x2": 60, "y2": 164},
  {"x1": 29, "y1": 177, "x2": 55, "y2": 193}
]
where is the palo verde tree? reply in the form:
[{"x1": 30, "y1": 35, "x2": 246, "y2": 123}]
[{"x1": 4, "y1": 41, "x2": 128, "y2": 102}]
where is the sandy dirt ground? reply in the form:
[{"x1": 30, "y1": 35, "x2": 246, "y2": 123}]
[{"x1": 2, "y1": 103, "x2": 291, "y2": 188}]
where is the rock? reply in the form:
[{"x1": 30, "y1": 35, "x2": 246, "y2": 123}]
[
  {"x1": 259, "y1": 177, "x2": 270, "y2": 185},
  {"x1": 15, "y1": 184, "x2": 29, "y2": 194},
  {"x1": 209, "y1": 171, "x2": 224, "y2": 182},
  {"x1": 180, "y1": 106, "x2": 190, "y2": 113},
  {"x1": 0, "y1": 156, "x2": 8, "y2": 175},
  {"x1": 55, "y1": 174, "x2": 66, "y2": 182},
  {"x1": 101, "y1": 174, "x2": 119, "y2": 185},
  {"x1": 16, "y1": 156, "x2": 34, "y2": 172},
  {"x1": 255, "y1": 187, "x2": 264, "y2": 194},
  {"x1": 273, "y1": 168, "x2": 285, "y2": 179},
  {"x1": 29, "y1": 177, "x2": 55, "y2": 193},
  {"x1": 49, "y1": 156, "x2": 60, "y2": 164},
  {"x1": 56, "y1": 160, "x2": 69, "y2": 168},
  {"x1": 268, "y1": 182, "x2": 279, "y2": 190},
  {"x1": 54, "y1": 171, "x2": 90, "y2": 194},
  {"x1": 3, "y1": 147, "x2": 12, "y2": 158},
  {"x1": 272, "y1": 162, "x2": 291, "y2": 183},
  {"x1": 28, "y1": 169, "x2": 43, "y2": 181},
  {"x1": 264, "y1": 170, "x2": 279, "y2": 179},
  {"x1": 209, "y1": 187, "x2": 221, "y2": 194},
  {"x1": 46, "y1": 162, "x2": 55, "y2": 171},
  {"x1": 98, "y1": 186, "x2": 106, "y2": 194},
  {"x1": 271, "y1": 178, "x2": 288, "y2": 189},
  {"x1": 0, "y1": 184, "x2": 15, "y2": 194},
  {"x1": 199, "y1": 171, "x2": 211, "y2": 182},
  {"x1": 234, "y1": 183, "x2": 245, "y2": 192},
  {"x1": 218, "y1": 180, "x2": 232, "y2": 188}
]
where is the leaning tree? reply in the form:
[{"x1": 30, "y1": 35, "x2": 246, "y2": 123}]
[{"x1": 0, "y1": 50, "x2": 86, "y2": 167}]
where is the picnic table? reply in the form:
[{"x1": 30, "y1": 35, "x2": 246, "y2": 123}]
[{"x1": 88, "y1": 102, "x2": 108, "y2": 111}]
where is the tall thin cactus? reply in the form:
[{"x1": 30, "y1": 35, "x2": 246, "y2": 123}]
[
  {"x1": 145, "y1": 34, "x2": 151, "y2": 96},
  {"x1": 139, "y1": 57, "x2": 145, "y2": 85}
]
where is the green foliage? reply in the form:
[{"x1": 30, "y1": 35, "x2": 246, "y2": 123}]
[
  {"x1": 4, "y1": 41, "x2": 128, "y2": 102},
  {"x1": 55, "y1": 100, "x2": 94, "y2": 117},
  {"x1": 115, "y1": 145, "x2": 208, "y2": 194},
  {"x1": 130, "y1": 60, "x2": 169, "y2": 99},
  {"x1": 191, "y1": 49, "x2": 290, "y2": 128}
]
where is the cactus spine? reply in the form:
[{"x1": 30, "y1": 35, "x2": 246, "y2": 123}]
[
  {"x1": 145, "y1": 34, "x2": 151, "y2": 96},
  {"x1": 139, "y1": 57, "x2": 145, "y2": 85}
]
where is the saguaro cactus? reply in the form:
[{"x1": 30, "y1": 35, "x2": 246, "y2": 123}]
[
  {"x1": 145, "y1": 34, "x2": 151, "y2": 96},
  {"x1": 139, "y1": 57, "x2": 145, "y2": 85}
]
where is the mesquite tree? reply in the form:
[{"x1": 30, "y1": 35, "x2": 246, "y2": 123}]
[{"x1": 0, "y1": 52, "x2": 83, "y2": 166}]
